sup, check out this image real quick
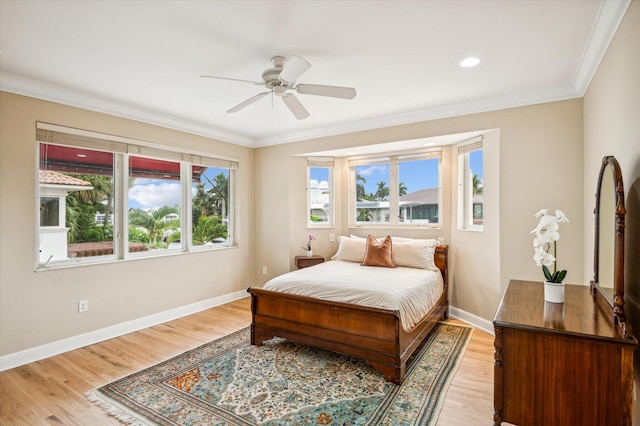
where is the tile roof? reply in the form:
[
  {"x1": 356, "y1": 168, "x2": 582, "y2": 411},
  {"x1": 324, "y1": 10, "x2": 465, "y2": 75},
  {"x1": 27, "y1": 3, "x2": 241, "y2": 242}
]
[{"x1": 39, "y1": 170, "x2": 93, "y2": 187}]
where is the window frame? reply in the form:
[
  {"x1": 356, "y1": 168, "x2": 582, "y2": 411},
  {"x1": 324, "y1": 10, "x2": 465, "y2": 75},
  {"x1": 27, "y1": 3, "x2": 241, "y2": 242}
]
[
  {"x1": 348, "y1": 148, "x2": 442, "y2": 228},
  {"x1": 306, "y1": 157, "x2": 334, "y2": 228},
  {"x1": 457, "y1": 138, "x2": 483, "y2": 231},
  {"x1": 35, "y1": 122, "x2": 238, "y2": 270}
]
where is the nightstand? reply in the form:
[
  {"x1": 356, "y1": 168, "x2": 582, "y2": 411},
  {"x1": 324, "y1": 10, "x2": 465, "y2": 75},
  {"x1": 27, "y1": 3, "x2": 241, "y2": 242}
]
[{"x1": 295, "y1": 255, "x2": 325, "y2": 269}]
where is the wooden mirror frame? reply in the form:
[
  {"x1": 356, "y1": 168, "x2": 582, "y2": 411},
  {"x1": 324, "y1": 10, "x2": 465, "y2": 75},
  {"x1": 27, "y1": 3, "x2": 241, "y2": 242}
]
[{"x1": 591, "y1": 156, "x2": 626, "y2": 329}]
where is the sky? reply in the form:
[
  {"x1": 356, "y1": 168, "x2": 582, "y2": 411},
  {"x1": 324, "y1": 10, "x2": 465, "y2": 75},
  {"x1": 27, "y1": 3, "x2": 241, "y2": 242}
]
[
  {"x1": 310, "y1": 151, "x2": 483, "y2": 196},
  {"x1": 128, "y1": 151, "x2": 484, "y2": 210},
  {"x1": 128, "y1": 167, "x2": 228, "y2": 210}
]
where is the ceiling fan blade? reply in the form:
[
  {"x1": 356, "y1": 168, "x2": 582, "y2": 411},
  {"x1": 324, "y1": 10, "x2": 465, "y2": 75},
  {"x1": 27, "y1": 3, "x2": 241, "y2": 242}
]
[
  {"x1": 201, "y1": 75, "x2": 263, "y2": 86},
  {"x1": 282, "y1": 93, "x2": 310, "y2": 120},
  {"x1": 295, "y1": 84, "x2": 357, "y2": 99},
  {"x1": 278, "y1": 55, "x2": 311, "y2": 84},
  {"x1": 226, "y1": 92, "x2": 270, "y2": 113}
]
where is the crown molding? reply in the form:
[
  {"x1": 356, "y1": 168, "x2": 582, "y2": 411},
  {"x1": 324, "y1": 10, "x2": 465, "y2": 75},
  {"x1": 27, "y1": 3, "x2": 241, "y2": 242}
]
[
  {"x1": 1, "y1": 0, "x2": 627, "y2": 150},
  {"x1": 254, "y1": 86, "x2": 581, "y2": 147},
  {"x1": 0, "y1": 72, "x2": 256, "y2": 147},
  {"x1": 573, "y1": 0, "x2": 631, "y2": 96}
]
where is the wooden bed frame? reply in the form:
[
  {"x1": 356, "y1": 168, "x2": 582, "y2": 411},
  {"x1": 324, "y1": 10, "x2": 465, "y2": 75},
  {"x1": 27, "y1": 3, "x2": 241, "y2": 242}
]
[{"x1": 247, "y1": 245, "x2": 449, "y2": 384}]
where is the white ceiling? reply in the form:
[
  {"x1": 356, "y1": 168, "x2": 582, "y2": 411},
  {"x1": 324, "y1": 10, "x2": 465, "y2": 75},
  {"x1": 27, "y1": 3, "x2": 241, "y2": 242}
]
[{"x1": 0, "y1": 1, "x2": 630, "y2": 148}]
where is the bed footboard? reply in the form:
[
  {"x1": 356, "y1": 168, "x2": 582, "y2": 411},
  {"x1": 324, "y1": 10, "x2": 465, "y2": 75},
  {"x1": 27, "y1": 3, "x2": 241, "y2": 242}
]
[{"x1": 247, "y1": 286, "x2": 448, "y2": 384}]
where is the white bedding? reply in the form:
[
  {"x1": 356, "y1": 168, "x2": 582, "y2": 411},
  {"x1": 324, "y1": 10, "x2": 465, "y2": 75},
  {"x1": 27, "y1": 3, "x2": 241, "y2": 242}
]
[{"x1": 262, "y1": 260, "x2": 443, "y2": 332}]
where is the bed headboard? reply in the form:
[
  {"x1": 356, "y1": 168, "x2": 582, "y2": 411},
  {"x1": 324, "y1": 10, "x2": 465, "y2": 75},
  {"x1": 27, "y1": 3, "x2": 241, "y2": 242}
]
[{"x1": 434, "y1": 245, "x2": 448, "y2": 290}]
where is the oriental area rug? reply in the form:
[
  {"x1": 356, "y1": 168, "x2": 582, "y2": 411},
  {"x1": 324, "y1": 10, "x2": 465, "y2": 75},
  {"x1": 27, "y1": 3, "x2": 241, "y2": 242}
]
[{"x1": 87, "y1": 323, "x2": 472, "y2": 426}]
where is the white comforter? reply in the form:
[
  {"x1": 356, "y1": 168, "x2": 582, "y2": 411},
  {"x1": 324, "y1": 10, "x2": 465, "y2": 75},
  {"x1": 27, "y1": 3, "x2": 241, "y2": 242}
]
[{"x1": 262, "y1": 260, "x2": 443, "y2": 332}]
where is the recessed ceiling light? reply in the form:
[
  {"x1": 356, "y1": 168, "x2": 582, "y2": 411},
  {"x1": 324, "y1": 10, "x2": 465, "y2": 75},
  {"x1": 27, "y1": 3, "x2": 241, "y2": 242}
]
[
  {"x1": 460, "y1": 57, "x2": 481, "y2": 68},
  {"x1": 76, "y1": 154, "x2": 87, "y2": 158}
]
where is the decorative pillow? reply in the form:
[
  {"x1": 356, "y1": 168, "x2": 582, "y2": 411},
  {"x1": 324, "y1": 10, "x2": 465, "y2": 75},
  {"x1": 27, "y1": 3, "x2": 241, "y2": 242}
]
[
  {"x1": 333, "y1": 236, "x2": 367, "y2": 262},
  {"x1": 392, "y1": 240, "x2": 438, "y2": 271},
  {"x1": 361, "y1": 235, "x2": 396, "y2": 268}
]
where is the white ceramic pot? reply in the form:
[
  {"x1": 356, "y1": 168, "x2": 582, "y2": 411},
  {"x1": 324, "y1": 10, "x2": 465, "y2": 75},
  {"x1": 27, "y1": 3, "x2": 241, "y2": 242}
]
[
  {"x1": 306, "y1": 250, "x2": 313, "y2": 258},
  {"x1": 544, "y1": 281, "x2": 565, "y2": 304}
]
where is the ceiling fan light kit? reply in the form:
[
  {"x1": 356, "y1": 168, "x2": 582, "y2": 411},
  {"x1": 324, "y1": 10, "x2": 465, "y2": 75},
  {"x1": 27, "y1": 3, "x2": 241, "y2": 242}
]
[{"x1": 202, "y1": 55, "x2": 356, "y2": 120}]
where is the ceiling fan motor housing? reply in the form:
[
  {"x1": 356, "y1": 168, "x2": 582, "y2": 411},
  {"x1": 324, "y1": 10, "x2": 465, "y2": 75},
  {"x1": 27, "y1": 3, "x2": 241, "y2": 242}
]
[
  {"x1": 262, "y1": 67, "x2": 284, "y2": 88},
  {"x1": 262, "y1": 56, "x2": 288, "y2": 89}
]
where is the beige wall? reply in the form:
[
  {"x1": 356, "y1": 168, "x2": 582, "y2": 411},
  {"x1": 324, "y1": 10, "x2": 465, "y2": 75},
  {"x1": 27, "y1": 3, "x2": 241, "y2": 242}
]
[
  {"x1": 255, "y1": 98, "x2": 584, "y2": 322},
  {"x1": 583, "y1": 0, "x2": 640, "y2": 296},
  {"x1": 0, "y1": 92, "x2": 256, "y2": 357},
  {"x1": 581, "y1": 1, "x2": 640, "y2": 422},
  {"x1": 6, "y1": 1, "x2": 637, "y2": 365}
]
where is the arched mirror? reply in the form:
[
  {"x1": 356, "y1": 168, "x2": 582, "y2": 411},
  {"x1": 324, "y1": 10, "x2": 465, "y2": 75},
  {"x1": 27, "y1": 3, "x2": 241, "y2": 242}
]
[{"x1": 592, "y1": 156, "x2": 626, "y2": 329}]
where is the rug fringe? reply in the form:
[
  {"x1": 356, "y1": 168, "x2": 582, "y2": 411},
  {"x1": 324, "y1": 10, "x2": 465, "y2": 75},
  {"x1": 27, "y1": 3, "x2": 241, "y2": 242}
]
[{"x1": 86, "y1": 390, "x2": 154, "y2": 426}]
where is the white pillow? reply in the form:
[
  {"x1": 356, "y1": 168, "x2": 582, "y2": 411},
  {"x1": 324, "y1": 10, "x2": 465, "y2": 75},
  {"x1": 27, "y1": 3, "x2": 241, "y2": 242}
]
[
  {"x1": 332, "y1": 236, "x2": 367, "y2": 262},
  {"x1": 392, "y1": 240, "x2": 439, "y2": 271}
]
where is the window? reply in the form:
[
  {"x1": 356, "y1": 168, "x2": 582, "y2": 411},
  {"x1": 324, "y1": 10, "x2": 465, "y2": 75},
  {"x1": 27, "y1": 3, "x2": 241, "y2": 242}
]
[
  {"x1": 36, "y1": 123, "x2": 237, "y2": 269},
  {"x1": 457, "y1": 138, "x2": 483, "y2": 230},
  {"x1": 350, "y1": 149, "x2": 441, "y2": 227},
  {"x1": 307, "y1": 157, "x2": 334, "y2": 227},
  {"x1": 191, "y1": 162, "x2": 231, "y2": 247}
]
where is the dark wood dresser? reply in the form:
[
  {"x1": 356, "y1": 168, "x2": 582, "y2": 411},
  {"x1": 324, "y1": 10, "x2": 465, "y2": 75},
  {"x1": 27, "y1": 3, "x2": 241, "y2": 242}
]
[{"x1": 493, "y1": 279, "x2": 636, "y2": 426}]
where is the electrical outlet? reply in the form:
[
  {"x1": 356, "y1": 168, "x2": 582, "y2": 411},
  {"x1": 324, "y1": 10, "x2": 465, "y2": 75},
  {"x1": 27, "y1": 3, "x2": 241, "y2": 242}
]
[
  {"x1": 262, "y1": 266, "x2": 268, "y2": 275},
  {"x1": 329, "y1": 234, "x2": 335, "y2": 242},
  {"x1": 78, "y1": 300, "x2": 88, "y2": 313}
]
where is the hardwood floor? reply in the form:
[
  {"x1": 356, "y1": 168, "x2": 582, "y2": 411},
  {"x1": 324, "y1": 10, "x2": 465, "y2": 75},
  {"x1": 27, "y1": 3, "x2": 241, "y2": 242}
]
[{"x1": 0, "y1": 298, "x2": 495, "y2": 425}]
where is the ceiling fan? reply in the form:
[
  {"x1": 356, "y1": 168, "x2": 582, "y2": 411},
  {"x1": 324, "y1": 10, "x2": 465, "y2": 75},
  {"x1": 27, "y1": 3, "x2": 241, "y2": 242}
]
[{"x1": 201, "y1": 55, "x2": 356, "y2": 120}]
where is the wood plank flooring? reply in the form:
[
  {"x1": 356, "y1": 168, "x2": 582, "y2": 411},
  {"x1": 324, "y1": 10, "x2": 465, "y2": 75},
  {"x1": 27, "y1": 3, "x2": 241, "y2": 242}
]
[{"x1": 0, "y1": 298, "x2": 495, "y2": 425}]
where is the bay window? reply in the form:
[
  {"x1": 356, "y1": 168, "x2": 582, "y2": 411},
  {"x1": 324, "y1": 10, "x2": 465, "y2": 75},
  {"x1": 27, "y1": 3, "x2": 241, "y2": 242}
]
[
  {"x1": 457, "y1": 138, "x2": 483, "y2": 230},
  {"x1": 350, "y1": 149, "x2": 441, "y2": 227},
  {"x1": 307, "y1": 157, "x2": 334, "y2": 227}
]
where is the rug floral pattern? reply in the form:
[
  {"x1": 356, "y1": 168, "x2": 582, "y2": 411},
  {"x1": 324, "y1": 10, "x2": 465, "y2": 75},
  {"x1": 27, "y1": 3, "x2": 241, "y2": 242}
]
[{"x1": 88, "y1": 323, "x2": 472, "y2": 426}]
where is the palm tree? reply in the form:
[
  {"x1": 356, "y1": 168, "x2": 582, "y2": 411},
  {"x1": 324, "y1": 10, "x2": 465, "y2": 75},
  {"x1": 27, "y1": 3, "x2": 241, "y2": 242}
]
[
  {"x1": 69, "y1": 174, "x2": 113, "y2": 225},
  {"x1": 356, "y1": 173, "x2": 367, "y2": 200},
  {"x1": 129, "y1": 205, "x2": 180, "y2": 248},
  {"x1": 192, "y1": 215, "x2": 227, "y2": 245},
  {"x1": 375, "y1": 181, "x2": 389, "y2": 201},
  {"x1": 472, "y1": 174, "x2": 483, "y2": 195},
  {"x1": 399, "y1": 182, "x2": 408, "y2": 196},
  {"x1": 199, "y1": 172, "x2": 229, "y2": 218}
]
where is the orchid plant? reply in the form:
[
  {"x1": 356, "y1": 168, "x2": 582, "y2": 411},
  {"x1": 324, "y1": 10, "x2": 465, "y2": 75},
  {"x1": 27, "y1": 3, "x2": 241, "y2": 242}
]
[
  {"x1": 303, "y1": 233, "x2": 316, "y2": 251},
  {"x1": 531, "y1": 209, "x2": 570, "y2": 283}
]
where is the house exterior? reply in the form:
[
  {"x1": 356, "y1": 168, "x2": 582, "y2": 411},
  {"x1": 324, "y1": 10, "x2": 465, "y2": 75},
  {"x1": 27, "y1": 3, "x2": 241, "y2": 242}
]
[{"x1": 38, "y1": 170, "x2": 93, "y2": 263}]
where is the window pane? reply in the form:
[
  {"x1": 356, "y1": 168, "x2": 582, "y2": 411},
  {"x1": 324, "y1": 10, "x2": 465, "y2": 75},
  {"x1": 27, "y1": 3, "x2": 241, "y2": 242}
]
[
  {"x1": 470, "y1": 149, "x2": 483, "y2": 226},
  {"x1": 40, "y1": 197, "x2": 59, "y2": 226},
  {"x1": 398, "y1": 158, "x2": 440, "y2": 224},
  {"x1": 39, "y1": 143, "x2": 114, "y2": 263},
  {"x1": 191, "y1": 165, "x2": 229, "y2": 246},
  {"x1": 355, "y1": 164, "x2": 390, "y2": 223},
  {"x1": 127, "y1": 156, "x2": 182, "y2": 252},
  {"x1": 309, "y1": 166, "x2": 331, "y2": 225}
]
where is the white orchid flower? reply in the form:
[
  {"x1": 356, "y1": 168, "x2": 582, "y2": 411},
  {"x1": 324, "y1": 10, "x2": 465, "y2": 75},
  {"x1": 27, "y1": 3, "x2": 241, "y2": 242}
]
[
  {"x1": 555, "y1": 210, "x2": 570, "y2": 223},
  {"x1": 532, "y1": 208, "x2": 569, "y2": 282},
  {"x1": 534, "y1": 209, "x2": 549, "y2": 218}
]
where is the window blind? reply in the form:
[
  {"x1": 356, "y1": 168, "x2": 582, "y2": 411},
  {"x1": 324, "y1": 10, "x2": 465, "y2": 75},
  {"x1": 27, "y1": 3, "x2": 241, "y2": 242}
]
[
  {"x1": 307, "y1": 156, "x2": 335, "y2": 167},
  {"x1": 36, "y1": 122, "x2": 238, "y2": 169},
  {"x1": 457, "y1": 136, "x2": 483, "y2": 154}
]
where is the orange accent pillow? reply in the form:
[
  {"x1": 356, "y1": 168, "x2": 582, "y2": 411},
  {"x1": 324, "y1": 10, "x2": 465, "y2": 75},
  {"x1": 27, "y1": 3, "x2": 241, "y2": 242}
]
[{"x1": 361, "y1": 235, "x2": 396, "y2": 268}]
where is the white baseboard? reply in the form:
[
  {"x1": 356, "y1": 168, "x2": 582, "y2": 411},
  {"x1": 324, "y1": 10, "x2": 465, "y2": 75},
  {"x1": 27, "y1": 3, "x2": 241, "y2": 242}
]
[
  {"x1": 449, "y1": 305, "x2": 495, "y2": 335},
  {"x1": 0, "y1": 290, "x2": 249, "y2": 372},
  {"x1": 1, "y1": 294, "x2": 494, "y2": 372}
]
